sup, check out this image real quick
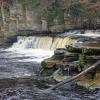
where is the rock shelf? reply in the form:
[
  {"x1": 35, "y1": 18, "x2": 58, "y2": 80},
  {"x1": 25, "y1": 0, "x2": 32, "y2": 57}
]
[{"x1": 41, "y1": 45, "x2": 100, "y2": 89}]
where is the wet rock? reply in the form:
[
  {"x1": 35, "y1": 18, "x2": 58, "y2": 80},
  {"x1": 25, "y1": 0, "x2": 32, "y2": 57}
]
[
  {"x1": 41, "y1": 60, "x2": 57, "y2": 69},
  {"x1": 41, "y1": 44, "x2": 100, "y2": 89},
  {"x1": 52, "y1": 68, "x2": 70, "y2": 82},
  {"x1": 41, "y1": 48, "x2": 66, "y2": 69},
  {"x1": 54, "y1": 48, "x2": 66, "y2": 55},
  {"x1": 79, "y1": 55, "x2": 100, "y2": 65},
  {"x1": 63, "y1": 53, "x2": 79, "y2": 62},
  {"x1": 66, "y1": 45, "x2": 100, "y2": 55},
  {"x1": 66, "y1": 45, "x2": 82, "y2": 53},
  {"x1": 40, "y1": 68, "x2": 56, "y2": 76}
]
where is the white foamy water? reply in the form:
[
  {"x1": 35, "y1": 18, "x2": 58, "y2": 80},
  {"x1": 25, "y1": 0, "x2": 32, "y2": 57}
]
[
  {"x1": 5, "y1": 31, "x2": 100, "y2": 63},
  {"x1": 76, "y1": 33, "x2": 100, "y2": 38},
  {"x1": 5, "y1": 36, "x2": 75, "y2": 63},
  {"x1": 5, "y1": 36, "x2": 55, "y2": 63},
  {"x1": 6, "y1": 48, "x2": 54, "y2": 63},
  {"x1": 62, "y1": 30, "x2": 100, "y2": 38}
]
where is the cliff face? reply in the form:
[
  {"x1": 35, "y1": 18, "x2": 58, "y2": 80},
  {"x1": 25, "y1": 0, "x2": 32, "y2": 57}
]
[{"x1": 0, "y1": 0, "x2": 100, "y2": 46}]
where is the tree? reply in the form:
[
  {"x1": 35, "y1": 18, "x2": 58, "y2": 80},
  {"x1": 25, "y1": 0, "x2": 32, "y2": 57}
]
[
  {"x1": 69, "y1": 1, "x2": 85, "y2": 27},
  {"x1": 69, "y1": 0, "x2": 96, "y2": 28}
]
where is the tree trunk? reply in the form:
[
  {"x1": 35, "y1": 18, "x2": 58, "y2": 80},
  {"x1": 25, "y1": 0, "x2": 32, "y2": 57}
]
[{"x1": 50, "y1": 60, "x2": 100, "y2": 90}]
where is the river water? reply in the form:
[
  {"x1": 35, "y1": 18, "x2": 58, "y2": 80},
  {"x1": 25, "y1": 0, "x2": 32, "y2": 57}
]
[
  {"x1": 0, "y1": 35, "x2": 100, "y2": 100},
  {"x1": 0, "y1": 49, "x2": 100, "y2": 100}
]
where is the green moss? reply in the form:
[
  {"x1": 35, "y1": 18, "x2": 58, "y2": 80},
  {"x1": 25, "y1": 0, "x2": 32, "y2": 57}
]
[
  {"x1": 82, "y1": 48, "x2": 100, "y2": 55},
  {"x1": 66, "y1": 45, "x2": 82, "y2": 53},
  {"x1": 40, "y1": 69, "x2": 54, "y2": 76},
  {"x1": 66, "y1": 46, "x2": 100, "y2": 55},
  {"x1": 79, "y1": 55, "x2": 87, "y2": 65},
  {"x1": 79, "y1": 55, "x2": 96, "y2": 65},
  {"x1": 20, "y1": 0, "x2": 40, "y2": 10},
  {"x1": 63, "y1": 54, "x2": 79, "y2": 62},
  {"x1": 41, "y1": 60, "x2": 56, "y2": 69},
  {"x1": 47, "y1": 0, "x2": 64, "y2": 29},
  {"x1": 69, "y1": 1, "x2": 84, "y2": 18},
  {"x1": 20, "y1": 0, "x2": 28, "y2": 9},
  {"x1": 31, "y1": 0, "x2": 40, "y2": 8},
  {"x1": 41, "y1": 61, "x2": 47, "y2": 69},
  {"x1": 63, "y1": 56, "x2": 79, "y2": 62}
]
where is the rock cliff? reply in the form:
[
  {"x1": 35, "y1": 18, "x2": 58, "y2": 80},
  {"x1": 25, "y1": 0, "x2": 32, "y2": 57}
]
[{"x1": 0, "y1": 0, "x2": 100, "y2": 46}]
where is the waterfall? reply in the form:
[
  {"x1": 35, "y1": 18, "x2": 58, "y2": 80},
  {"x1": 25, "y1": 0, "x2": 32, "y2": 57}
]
[
  {"x1": 6, "y1": 36, "x2": 75, "y2": 63},
  {"x1": 8, "y1": 36, "x2": 75, "y2": 50}
]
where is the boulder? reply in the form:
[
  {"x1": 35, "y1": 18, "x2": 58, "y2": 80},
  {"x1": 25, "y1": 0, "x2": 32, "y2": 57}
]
[
  {"x1": 66, "y1": 45, "x2": 100, "y2": 55},
  {"x1": 63, "y1": 53, "x2": 79, "y2": 62},
  {"x1": 41, "y1": 60, "x2": 57, "y2": 69},
  {"x1": 66, "y1": 45, "x2": 82, "y2": 53}
]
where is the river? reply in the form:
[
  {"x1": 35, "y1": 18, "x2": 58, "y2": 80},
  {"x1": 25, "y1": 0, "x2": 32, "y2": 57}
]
[{"x1": 0, "y1": 35, "x2": 100, "y2": 100}]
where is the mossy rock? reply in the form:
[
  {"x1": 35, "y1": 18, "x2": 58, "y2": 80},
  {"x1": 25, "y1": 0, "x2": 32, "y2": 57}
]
[
  {"x1": 86, "y1": 56, "x2": 100, "y2": 63},
  {"x1": 63, "y1": 53, "x2": 79, "y2": 62},
  {"x1": 54, "y1": 54, "x2": 64, "y2": 60},
  {"x1": 49, "y1": 54, "x2": 64, "y2": 60},
  {"x1": 40, "y1": 68, "x2": 54, "y2": 76},
  {"x1": 66, "y1": 45, "x2": 82, "y2": 53},
  {"x1": 79, "y1": 55, "x2": 100, "y2": 64},
  {"x1": 62, "y1": 61, "x2": 83, "y2": 72},
  {"x1": 63, "y1": 56, "x2": 79, "y2": 62},
  {"x1": 54, "y1": 49, "x2": 66, "y2": 55},
  {"x1": 41, "y1": 60, "x2": 56, "y2": 69},
  {"x1": 79, "y1": 55, "x2": 87, "y2": 65},
  {"x1": 82, "y1": 48, "x2": 100, "y2": 55},
  {"x1": 41, "y1": 61, "x2": 48, "y2": 68},
  {"x1": 66, "y1": 45, "x2": 100, "y2": 55}
]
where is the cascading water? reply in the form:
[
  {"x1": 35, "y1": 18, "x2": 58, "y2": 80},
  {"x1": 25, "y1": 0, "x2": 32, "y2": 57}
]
[
  {"x1": 8, "y1": 36, "x2": 75, "y2": 50},
  {"x1": 6, "y1": 36, "x2": 75, "y2": 63}
]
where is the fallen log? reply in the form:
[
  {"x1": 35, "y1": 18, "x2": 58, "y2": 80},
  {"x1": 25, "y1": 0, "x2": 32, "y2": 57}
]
[{"x1": 50, "y1": 60, "x2": 100, "y2": 90}]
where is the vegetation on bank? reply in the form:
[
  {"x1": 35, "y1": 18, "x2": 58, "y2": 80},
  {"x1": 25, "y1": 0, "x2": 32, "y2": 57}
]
[
  {"x1": 20, "y1": 0, "x2": 40, "y2": 9},
  {"x1": 69, "y1": 0, "x2": 100, "y2": 28},
  {"x1": 20, "y1": 0, "x2": 100, "y2": 29},
  {"x1": 46, "y1": 0, "x2": 64, "y2": 30}
]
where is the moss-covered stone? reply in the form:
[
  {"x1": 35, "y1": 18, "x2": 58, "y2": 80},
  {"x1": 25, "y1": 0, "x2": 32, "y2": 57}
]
[
  {"x1": 54, "y1": 48, "x2": 66, "y2": 55},
  {"x1": 79, "y1": 55, "x2": 100, "y2": 65},
  {"x1": 40, "y1": 68, "x2": 55, "y2": 76},
  {"x1": 41, "y1": 60, "x2": 56, "y2": 69},
  {"x1": 79, "y1": 55, "x2": 87, "y2": 65},
  {"x1": 41, "y1": 44, "x2": 100, "y2": 89},
  {"x1": 63, "y1": 53, "x2": 79, "y2": 62},
  {"x1": 82, "y1": 48, "x2": 100, "y2": 55},
  {"x1": 66, "y1": 45, "x2": 82, "y2": 53},
  {"x1": 66, "y1": 45, "x2": 100, "y2": 55}
]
